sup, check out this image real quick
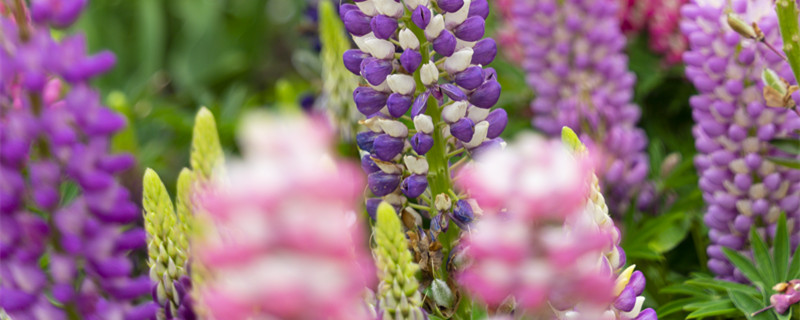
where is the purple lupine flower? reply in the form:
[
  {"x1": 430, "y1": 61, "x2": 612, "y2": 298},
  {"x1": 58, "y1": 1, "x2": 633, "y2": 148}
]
[
  {"x1": 682, "y1": 0, "x2": 800, "y2": 281},
  {"x1": 510, "y1": 0, "x2": 650, "y2": 215},
  {"x1": 341, "y1": 0, "x2": 502, "y2": 224},
  {"x1": 0, "y1": 1, "x2": 155, "y2": 319}
]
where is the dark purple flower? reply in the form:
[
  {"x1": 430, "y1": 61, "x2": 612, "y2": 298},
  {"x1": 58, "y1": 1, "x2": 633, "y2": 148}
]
[{"x1": 401, "y1": 174, "x2": 428, "y2": 198}]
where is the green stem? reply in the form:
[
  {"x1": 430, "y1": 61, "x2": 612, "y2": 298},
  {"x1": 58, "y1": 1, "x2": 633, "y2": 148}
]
[{"x1": 775, "y1": 0, "x2": 800, "y2": 84}]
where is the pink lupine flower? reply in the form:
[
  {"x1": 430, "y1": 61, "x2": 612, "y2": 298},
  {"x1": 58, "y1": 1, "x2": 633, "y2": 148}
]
[
  {"x1": 456, "y1": 134, "x2": 615, "y2": 314},
  {"x1": 648, "y1": 0, "x2": 688, "y2": 64},
  {"x1": 192, "y1": 113, "x2": 374, "y2": 320}
]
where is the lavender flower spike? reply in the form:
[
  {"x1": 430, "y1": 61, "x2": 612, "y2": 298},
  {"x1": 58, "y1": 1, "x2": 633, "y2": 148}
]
[
  {"x1": 511, "y1": 0, "x2": 650, "y2": 215},
  {"x1": 682, "y1": 0, "x2": 800, "y2": 281},
  {"x1": 0, "y1": 1, "x2": 154, "y2": 318}
]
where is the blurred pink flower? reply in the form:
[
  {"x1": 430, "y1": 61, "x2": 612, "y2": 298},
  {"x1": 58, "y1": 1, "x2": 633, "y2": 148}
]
[
  {"x1": 456, "y1": 134, "x2": 615, "y2": 313},
  {"x1": 192, "y1": 113, "x2": 374, "y2": 320}
]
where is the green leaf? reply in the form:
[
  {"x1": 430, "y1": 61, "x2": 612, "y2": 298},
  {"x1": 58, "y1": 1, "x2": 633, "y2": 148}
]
[
  {"x1": 686, "y1": 278, "x2": 760, "y2": 296},
  {"x1": 685, "y1": 300, "x2": 739, "y2": 319},
  {"x1": 770, "y1": 138, "x2": 800, "y2": 155},
  {"x1": 723, "y1": 247, "x2": 766, "y2": 288},
  {"x1": 660, "y1": 283, "x2": 711, "y2": 297},
  {"x1": 767, "y1": 156, "x2": 800, "y2": 169},
  {"x1": 774, "y1": 212, "x2": 790, "y2": 281},
  {"x1": 657, "y1": 297, "x2": 706, "y2": 317},
  {"x1": 750, "y1": 227, "x2": 778, "y2": 286},
  {"x1": 729, "y1": 290, "x2": 777, "y2": 320},
  {"x1": 790, "y1": 246, "x2": 800, "y2": 279}
]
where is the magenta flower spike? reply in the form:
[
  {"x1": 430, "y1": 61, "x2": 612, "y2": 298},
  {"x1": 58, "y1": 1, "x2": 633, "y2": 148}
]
[
  {"x1": 191, "y1": 114, "x2": 374, "y2": 320},
  {"x1": 509, "y1": 0, "x2": 651, "y2": 215},
  {"x1": 682, "y1": 0, "x2": 800, "y2": 281},
  {"x1": 0, "y1": 1, "x2": 155, "y2": 319}
]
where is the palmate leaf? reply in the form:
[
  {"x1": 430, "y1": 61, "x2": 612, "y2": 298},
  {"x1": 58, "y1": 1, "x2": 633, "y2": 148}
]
[
  {"x1": 791, "y1": 248, "x2": 800, "y2": 279},
  {"x1": 685, "y1": 278, "x2": 760, "y2": 296},
  {"x1": 729, "y1": 290, "x2": 778, "y2": 320},
  {"x1": 657, "y1": 297, "x2": 707, "y2": 318}
]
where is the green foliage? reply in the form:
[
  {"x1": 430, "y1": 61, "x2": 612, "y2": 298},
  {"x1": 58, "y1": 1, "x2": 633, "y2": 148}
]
[{"x1": 669, "y1": 214, "x2": 798, "y2": 320}]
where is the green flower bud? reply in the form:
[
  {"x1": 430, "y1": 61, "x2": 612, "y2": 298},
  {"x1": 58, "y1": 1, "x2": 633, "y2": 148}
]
[
  {"x1": 191, "y1": 107, "x2": 224, "y2": 183},
  {"x1": 374, "y1": 202, "x2": 424, "y2": 320}
]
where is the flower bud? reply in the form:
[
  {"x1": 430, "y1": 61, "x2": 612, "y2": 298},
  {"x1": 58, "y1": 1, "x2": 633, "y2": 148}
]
[
  {"x1": 364, "y1": 38, "x2": 396, "y2": 60},
  {"x1": 387, "y1": 93, "x2": 413, "y2": 118},
  {"x1": 433, "y1": 30, "x2": 457, "y2": 57},
  {"x1": 387, "y1": 74, "x2": 416, "y2": 95},
  {"x1": 412, "y1": 91, "x2": 430, "y2": 116},
  {"x1": 400, "y1": 49, "x2": 423, "y2": 73},
  {"x1": 450, "y1": 117, "x2": 475, "y2": 142},
  {"x1": 425, "y1": 14, "x2": 445, "y2": 40},
  {"x1": 410, "y1": 133, "x2": 434, "y2": 155},
  {"x1": 440, "y1": 84, "x2": 467, "y2": 101},
  {"x1": 356, "y1": 131, "x2": 380, "y2": 152},
  {"x1": 421, "y1": 62, "x2": 439, "y2": 86},
  {"x1": 399, "y1": 28, "x2": 420, "y2": 50},
  {"x1": 401, "y1": 174, "x2": 429, "y2": 198},
  {"x1": 354, "y1": 87, "x2": 389, "y2": 115},
  {"x1": 468, "y1": 0, "x2": 489, "y2": 19},
  {"x1": 452, "y1": 199, "x2": 474, "y2": 224},
  {"x1": 368, "y1": 171, "x2": 402, "y2": 196},
  {"x1": 454, "y1": 66, "x2": 484, "y2": 90},
  {"x1": 471, "y1": 38, "x2": 497, "y2": 65},
  {"x1": 373, "y1": 134, "x2": 406, "y2": 160},
  {"x1": 442, "y1": 101, "x2": 468, "y2": 123},
  {"x1": 435, "y1": 193, "x2": 452, "y2": 211},
  {"x1": 413, "y1": 115, "x2": 435, "y2": 134},
  {"x1": 726, "y1": 13, "x2": 758, "y2": 40},
  {"x1": 438, "y1": 0, "x2": 464, "y2": 12},
  {"x1": 453, "y1": 16, "x2": 485, "y2": 41},
  {"x1": 370, "y1": 15, "x2": 398, "y2": 40},
  {"x1": 412, "y1": 5, "x2": 432, "y2": 29},
  {"x1": 485, "y1": 108, "x2": 508, "y2": 139},
  {"x1": 361, "y1": 58, "x2": 394, "y2": 86},
  {"x1": 468, "y1": 79, "x2": 501, "y2": 108},
  {"x1": 444, "y1": 0, "x2": 470, "y2": 28},
  {"x1": 362, "y1": 155, "x2": 381, "y2": 174},
  {"x1": 444, "y1": 48, "x2": 474, "y2": 73},
  {"x1": 404, "y1": 155, "x2": 429, "y2": 174},
  {"x1": 343, "y1": 9, "x2": 372, "y2": 36},
  {"x1": 463, "y1": 120, "x2": 489, "y2": 149},
  {"x1": 377, "y1": 119, "x2": 409, "y2": 138}
]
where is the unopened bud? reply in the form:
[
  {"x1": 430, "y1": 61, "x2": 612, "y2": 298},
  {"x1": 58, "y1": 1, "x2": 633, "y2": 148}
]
[{"x1": 727, "y1": 13, "x2": 758, "y2": 40}]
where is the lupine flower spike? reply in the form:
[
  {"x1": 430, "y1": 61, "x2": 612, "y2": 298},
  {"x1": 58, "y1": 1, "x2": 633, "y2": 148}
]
[
  {"x1": 372, "y1": 202, "x2": 426, "y2": 320},
  {"x1": 192, "y1": 113, "x2": 373, "y2": 320},
  {"x1": 318, "y1": 0, "x2": 362, "y2": 140},
  {"x1": 0, "y1": 1, "x2": 155, "y2": 318},
  {"x1": 682, "y1": 0, "x2": 800, "y2": 281},
  {"x1": 340, "y1": 0, "x2": 505, "y2": 307},
  {"x1": 510, "y1": 0, "x2": 651, "y2": 215},
  {"x1": 142, "y1": 107, "x2": 225, "y2": 319},
  {"x1": 457, "y1": 128, "x2": 656, "y2": 319}
]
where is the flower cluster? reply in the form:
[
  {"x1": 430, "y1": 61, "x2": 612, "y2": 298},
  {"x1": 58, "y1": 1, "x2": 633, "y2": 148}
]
[
  {"x1": 456, "y1": 129, "x2": 657, "y2": 319},
  {"x1": 191, "y1": 113, "x2": 373, "y2": 320},
  {"x1": 682, "y1": 0, "x2": 800, "y2": 281},
  {"x1": 0, "y1": 1, "x2": 154, "y2": 319},
  {"x1": 617, "y1": 0, "x2": 688, "y2": 64},
  {"x1": 341, "y1": 0, "x2": 504, "y2": 210},
  {"x1": 510, "y1": 0, "x2": 650, "y2": 215}
]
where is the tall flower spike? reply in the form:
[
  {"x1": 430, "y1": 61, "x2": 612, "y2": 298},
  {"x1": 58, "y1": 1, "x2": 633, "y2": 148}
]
[
  {"x1": 682, "y1": 0, "x2": 800, "y2": 281},
  {"x1": 373, "y1": 202, "x2": 426, "y2": 320},
  {"x1": 341, "y1": 0, "x2": 503, "y2": 297},
  {"x1": 192, "y1": 112, "x2": 373, "y2": 320},
  {"x1": 319, "y1": 0, "x2": 362, "y2": 140},
  {"x1": 143, "y1": 169, "x2": 194, "y2": 320},
  {"x1": 511, "y1": 0, "x2": 650, "y2": 215},
  {"x1": 0, "y1": 1, "x2": 154, "y2": 318}
]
